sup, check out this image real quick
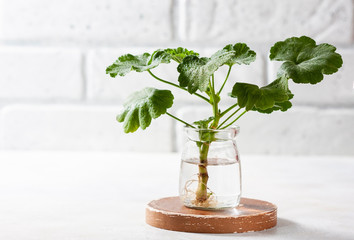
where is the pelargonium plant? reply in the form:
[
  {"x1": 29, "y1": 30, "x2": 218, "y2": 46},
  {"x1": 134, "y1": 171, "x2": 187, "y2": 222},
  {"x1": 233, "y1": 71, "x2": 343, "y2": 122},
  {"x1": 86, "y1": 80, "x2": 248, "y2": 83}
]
[{"x1": 106, "y1": 36, "x2": 342, "y2": 205}]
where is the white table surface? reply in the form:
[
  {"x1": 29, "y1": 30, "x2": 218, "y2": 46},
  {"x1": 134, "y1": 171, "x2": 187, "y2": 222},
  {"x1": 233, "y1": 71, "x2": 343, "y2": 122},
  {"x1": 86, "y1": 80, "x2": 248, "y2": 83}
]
[{"x1": 0, "y1": 151, "x2": 353, "y2": 240}]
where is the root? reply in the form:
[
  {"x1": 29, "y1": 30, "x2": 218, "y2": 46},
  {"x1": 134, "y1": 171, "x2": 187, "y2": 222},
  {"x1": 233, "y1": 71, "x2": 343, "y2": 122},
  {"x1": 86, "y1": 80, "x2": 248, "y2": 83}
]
[{"x1": 182, "y1": 178, "x2": 217, "y2": 208}]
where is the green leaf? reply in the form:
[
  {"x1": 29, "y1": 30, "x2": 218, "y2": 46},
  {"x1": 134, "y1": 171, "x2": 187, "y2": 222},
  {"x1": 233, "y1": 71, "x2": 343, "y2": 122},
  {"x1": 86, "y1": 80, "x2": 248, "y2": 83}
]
[
  {"x1": 177, "y1": 43, "x2": 256, "y2": 94},
  {"x1": 270, "y1": 36, "x2": 343, "y2": 84},
  {"x1": 223, "y1": 43, "x2": 256, "y2": 66},
  {"x1": 230, "y1": 77, "x2": 293, "y2": 111},
  {"x1": 177, "y1": 51, "x2": 235, "y2": 93},
  {"x1": 253, "y1": 97, "x2": 293, "y2": 114},
  {"x1": 106, "y1": 50, "x2": 171, "y2": 77},
  {"x1": 193, "y1": 117, "x2": 214, "y2": 129},
  {"x1": 117, "y1": 88, "x2": 174, "y2": 133},
  {"x1": 164, "y1": 47, "x2": 199, "y2": 63}
]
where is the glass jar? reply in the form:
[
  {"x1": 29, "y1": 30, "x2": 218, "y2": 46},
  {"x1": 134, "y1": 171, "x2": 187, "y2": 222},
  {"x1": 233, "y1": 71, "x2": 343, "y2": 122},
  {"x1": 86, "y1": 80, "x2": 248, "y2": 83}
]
[{"x1": 179, "y1": 126, "x2": 241, "y2": 210}]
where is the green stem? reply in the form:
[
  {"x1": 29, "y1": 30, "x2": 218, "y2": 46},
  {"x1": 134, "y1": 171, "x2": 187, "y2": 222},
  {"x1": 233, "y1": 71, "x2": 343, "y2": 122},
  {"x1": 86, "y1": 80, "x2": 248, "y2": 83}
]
[
  {"x1": 166, "y1": 112, "x2": 195, "y2": 128},
  {"x1": 210, "y1": 75, "x2": 220, "y2": 129},
  {"x1": 211, "y1": 74, "x2": 215, "y2": 91},
  {"x1": 196, "y1": 142, "x2": 210, "y2": 202},
  {"x1": 221, "y1": 110, "x2": 247, "y2": 129},
  {"x1": 217, "y1": 66, "x2": 232, "y2": 95},
  {"x1": 217, "y1": 107, "x2": 242, "y2": 129},
  {"x1": 195, "y1": 75, "x2": 220, "y2": 204},
  {"x1": 219, "y1": 103, "x2": 238, "y2": 118},
  {"x1": 147, "y1": 70, "x2": 210, "y2": 104}
]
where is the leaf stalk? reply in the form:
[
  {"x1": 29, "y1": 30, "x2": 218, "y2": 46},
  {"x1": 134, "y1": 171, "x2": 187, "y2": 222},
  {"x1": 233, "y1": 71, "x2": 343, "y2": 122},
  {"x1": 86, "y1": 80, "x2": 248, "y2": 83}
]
[
  {"x1": 221, "y1": 110, "x2": 247, "y2": 129},
  {"x1": 165, "y1": 112, "x2": 195, "y2": 128},
  {"x1": 217, "y1": 66, "x2": 232, "y2": 95},
  {"x1": 147, "y1": 70, "x2": 211, "y2": 104},
  {"x1": 219, "y1": 103, "x2": 238, "y2": 118},
  {"x1": 217, "y1": 107, "x2": 242, "y2": 129}
]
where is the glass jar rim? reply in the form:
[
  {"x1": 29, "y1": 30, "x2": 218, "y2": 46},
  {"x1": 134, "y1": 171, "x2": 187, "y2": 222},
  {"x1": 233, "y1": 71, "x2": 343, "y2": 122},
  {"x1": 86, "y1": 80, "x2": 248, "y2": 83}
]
[
  {"x1": 184, "y1": 125, "x2": 240, "y2": 142},
  {"x1": 184, "y1": 125, "x2": 240, "y2": 132}
]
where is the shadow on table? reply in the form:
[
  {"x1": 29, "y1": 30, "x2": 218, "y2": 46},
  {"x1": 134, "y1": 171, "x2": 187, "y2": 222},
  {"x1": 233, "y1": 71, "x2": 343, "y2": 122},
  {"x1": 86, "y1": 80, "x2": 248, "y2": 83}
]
[
  {"x1": 213, "y1": 218, "x2": 352, "y2": 240},
  {"x1": 146, "y1": 218, "x2": 352, "y2": 239}
]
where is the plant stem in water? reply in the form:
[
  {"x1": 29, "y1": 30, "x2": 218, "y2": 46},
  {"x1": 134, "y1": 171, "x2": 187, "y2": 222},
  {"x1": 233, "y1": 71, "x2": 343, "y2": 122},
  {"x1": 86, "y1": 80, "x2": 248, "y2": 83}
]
[
  {"x1": 196, "y1": 142, "x2": 210, "y2": 202},
  {"x1": 194, "y1": 76, "x2": 219, "y2": 203}
]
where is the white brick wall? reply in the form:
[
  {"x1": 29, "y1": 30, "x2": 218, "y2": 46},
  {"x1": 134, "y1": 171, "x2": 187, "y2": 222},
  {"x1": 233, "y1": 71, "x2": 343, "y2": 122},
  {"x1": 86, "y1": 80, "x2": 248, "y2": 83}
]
[
  {"x1": 0, "y1": 47, "x2": 82, "y2": 100},
  {"x1": 0, "y1": 0, "x2": 353, "y2": 154},
  {"x1": 0, "y1": 0, "x2": 174, "y2": 44},
  {"x1": 0, "y1": 105, "x2": 173, "y2": 152},
  {"x1": 184, "y1": 0, "x2": 353, "y2": 44}
]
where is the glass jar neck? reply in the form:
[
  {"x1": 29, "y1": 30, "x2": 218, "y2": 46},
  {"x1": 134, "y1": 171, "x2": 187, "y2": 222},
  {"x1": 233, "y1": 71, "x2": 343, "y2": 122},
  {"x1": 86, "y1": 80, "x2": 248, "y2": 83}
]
[{"x1": 184, "y1": 126, "x2": 239, "y2": 142}]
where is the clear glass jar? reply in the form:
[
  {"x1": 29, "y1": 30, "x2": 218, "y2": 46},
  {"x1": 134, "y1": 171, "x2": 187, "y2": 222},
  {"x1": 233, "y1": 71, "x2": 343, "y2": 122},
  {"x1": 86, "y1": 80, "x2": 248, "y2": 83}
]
[{"x1": 179, "y1": 126, "x2": 241, "y2": 210}]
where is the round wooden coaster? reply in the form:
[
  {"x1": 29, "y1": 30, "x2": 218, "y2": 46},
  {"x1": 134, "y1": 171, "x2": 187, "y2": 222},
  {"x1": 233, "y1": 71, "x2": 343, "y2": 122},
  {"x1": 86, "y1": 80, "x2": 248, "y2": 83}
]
[{"x1": 146, "y1": 196, "x2": 277, "y2": 233}]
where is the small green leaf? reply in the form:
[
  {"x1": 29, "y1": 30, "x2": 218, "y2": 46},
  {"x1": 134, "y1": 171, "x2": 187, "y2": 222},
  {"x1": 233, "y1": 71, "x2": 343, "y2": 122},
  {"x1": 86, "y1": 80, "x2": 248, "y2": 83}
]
[
  {"x1": 106, "y1": 50, "x2": 171, "y2": 77},
  {"x1": 270, "y1": 36, "x2": 343, "y2": 84},
  {"x1": 230, "y1": 77, "x2": 293, "y2": 111},
  {"x1": 223, "y1": 43, "x2": 256, "y2": 66},
  {"x1": 117, "y1": 88, "x2": 174, "y2": 133},
  {"x1": 193, "y1": 117, "x2": 214, "y2": 129},
  {"x1": 164, "y1": 47, "x2": 199, "y2": 63},
  {"x1": 177, "y1": 51, "x2": 235, "y2": 93}
]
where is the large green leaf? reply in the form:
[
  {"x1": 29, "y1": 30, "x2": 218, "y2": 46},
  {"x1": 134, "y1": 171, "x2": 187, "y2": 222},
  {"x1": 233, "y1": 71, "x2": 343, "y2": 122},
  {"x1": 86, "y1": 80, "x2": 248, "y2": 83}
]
[
  {"x1": 177, "y1": 43, "x2": 256, "y2": 94},
  {"x1": 164, "y1": 47, "x2": 199, "y2": 63},
  {"x1": 270, "y1": 36, "x2": 343, "y2": 84},
  {"x1": 230, "y1": 77, "x2": 293, "y2": 112},
  {"x1": 117, "y1": 88, "x2": 174, "y2": 133},
  {"x1": 177, "y1": 51, "x2": 235, "y2": 93},
  {"x1": 106, "y1": 50, "x2": 171, "y2": 77},
  {"x1": 223, "y1": 43, "x2": 256, "y2": 66}
]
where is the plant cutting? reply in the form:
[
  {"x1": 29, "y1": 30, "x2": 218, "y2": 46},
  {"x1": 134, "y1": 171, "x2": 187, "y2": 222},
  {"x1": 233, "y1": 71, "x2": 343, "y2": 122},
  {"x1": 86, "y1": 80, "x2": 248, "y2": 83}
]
[{"x1": 106, "y1": 36, "x2": 343, "y2": 211}]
